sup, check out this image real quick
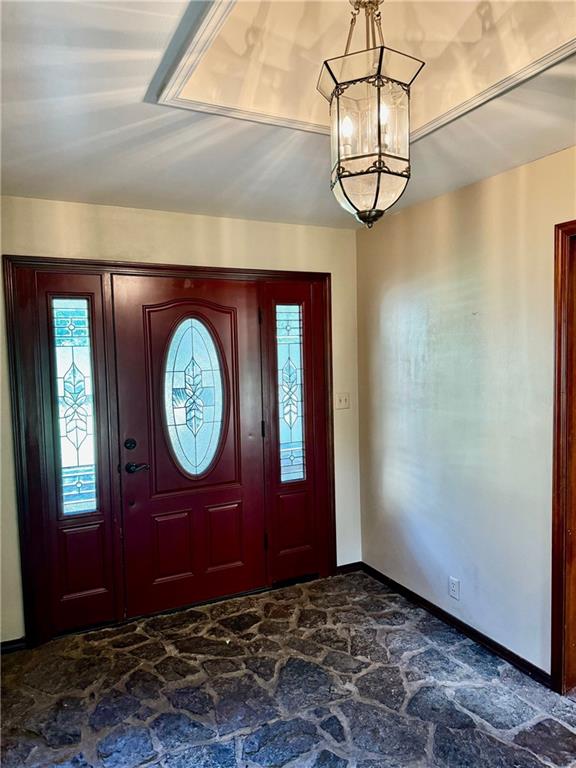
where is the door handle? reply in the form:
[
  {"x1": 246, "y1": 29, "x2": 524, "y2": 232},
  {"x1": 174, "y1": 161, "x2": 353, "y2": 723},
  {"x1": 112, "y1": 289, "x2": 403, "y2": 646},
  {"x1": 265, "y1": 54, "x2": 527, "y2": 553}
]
[{"x1": 125, "y1": 462, "x2": 150, "y2": 474}]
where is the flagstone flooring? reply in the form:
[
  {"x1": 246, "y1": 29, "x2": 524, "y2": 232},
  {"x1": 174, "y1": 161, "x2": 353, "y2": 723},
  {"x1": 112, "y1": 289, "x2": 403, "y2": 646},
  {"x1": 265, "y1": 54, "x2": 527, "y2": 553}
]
[{"x1": 2, "y1": 571, "x2": 576, "y2": 768}]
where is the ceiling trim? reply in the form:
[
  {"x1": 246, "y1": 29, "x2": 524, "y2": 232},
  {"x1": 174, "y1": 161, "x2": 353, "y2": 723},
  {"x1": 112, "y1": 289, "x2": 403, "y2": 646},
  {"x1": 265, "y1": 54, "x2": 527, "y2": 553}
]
[
  {"x1": 412, "y1": 37, "x2": 576, "y2": 142},
  {"x1": 156, "y1": 0, "x2": 330, "y2": 135},
  {"x1": 159, "y1": 0, "x2": 238, "y2": 104},
  {"x1": 165, "y1": 95, "x2": 329, "y2": 135},
  {"x1": 154, "y1": 3, "x2": 576, "y2": 141}
]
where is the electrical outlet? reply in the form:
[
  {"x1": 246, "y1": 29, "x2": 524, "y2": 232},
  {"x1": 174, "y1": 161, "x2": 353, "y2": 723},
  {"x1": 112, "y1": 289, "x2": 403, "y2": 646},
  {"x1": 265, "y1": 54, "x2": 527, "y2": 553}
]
[
  {"x1": 449, "y1": 577, "x2": 460, "y2": 601},
  {"x1": 335, "y1": 392, "x2": 350, "y2": 410}
]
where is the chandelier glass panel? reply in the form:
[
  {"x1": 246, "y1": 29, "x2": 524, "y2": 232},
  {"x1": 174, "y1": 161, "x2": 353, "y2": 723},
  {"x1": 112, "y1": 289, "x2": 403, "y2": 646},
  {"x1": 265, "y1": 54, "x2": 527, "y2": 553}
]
[{"x1": 318, "y1": 1, "x2": 424, "y2": 227}]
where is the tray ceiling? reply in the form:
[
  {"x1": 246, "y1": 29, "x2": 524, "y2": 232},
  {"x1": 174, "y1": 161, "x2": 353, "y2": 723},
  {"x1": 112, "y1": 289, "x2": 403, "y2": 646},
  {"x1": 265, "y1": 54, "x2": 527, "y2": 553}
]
[
  {"x1": 1, "y1": 1, "x2": 575, "y2": 227},
  {"x1": 156, "y1": 0, "x2": 576, "y2": 135}
]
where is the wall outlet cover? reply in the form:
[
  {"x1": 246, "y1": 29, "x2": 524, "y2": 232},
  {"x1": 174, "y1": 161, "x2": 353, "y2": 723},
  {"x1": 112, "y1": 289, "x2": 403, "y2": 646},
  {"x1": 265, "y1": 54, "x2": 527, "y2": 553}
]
[{"x1": 449, "y1": 577, "x2": 460, "y2": 600}]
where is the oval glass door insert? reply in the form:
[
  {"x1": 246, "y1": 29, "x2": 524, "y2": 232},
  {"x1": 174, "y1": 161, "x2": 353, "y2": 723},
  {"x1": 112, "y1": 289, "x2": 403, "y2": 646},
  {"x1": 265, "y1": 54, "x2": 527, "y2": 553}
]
[{"x1": 164, "y1": 317, "x2": 224, "y2": 476}]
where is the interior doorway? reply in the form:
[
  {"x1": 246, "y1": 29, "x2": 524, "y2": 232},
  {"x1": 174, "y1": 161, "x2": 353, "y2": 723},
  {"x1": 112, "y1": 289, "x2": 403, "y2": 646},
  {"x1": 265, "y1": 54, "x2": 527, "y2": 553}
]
[
  {"x1": 552, "y1": 219, "x2": 576, "y2": 693},
  {"x1": 4, "y1": 256, "x2": 335, "y2": 644}
]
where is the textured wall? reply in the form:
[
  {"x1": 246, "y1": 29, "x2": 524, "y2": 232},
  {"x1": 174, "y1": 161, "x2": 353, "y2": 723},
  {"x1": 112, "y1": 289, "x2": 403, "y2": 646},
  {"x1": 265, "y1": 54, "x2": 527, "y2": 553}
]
[{"x1": 356, "y1": 146, "x2": 576, "y2": 672}]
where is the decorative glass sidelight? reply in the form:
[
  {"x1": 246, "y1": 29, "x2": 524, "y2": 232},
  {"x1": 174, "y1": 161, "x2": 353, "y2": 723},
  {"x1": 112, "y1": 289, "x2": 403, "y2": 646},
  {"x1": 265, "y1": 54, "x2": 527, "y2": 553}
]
[
  {"x1": 164, "y1": 318, "x2": 224, "y2": 476},
  {"x1": 275, "y1": 304, "x2": 306, "y2": 482},
  {"x1": 51, "y1": 298, "x2": 98, "y2": 516}
]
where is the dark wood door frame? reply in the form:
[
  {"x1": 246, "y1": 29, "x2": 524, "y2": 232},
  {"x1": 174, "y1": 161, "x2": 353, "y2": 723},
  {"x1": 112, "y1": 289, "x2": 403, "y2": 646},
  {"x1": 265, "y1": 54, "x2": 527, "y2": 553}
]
[
  {"x1": 552, "y1": 219, "x2": 576, "y2": 693},
  {"x1": 3, "y1": 254, "x2": 336, "y2": 645}
]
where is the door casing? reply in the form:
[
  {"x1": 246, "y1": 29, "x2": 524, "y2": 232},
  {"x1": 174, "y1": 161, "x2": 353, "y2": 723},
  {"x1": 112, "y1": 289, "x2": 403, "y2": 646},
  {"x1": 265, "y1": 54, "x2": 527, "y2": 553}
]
[
  {"x1": 552, "y1": 219, "x2": 576, "y2": 693},
  {"x1": 3, "y1": 254, "x2": 336, "y2": 644}
]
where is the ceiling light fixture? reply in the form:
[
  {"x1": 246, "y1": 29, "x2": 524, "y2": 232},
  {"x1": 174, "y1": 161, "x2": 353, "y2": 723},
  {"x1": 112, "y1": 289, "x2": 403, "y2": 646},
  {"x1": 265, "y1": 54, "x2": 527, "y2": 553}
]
[{"x1": 318, "y1": 0, "x2": 425, "y2": 227}]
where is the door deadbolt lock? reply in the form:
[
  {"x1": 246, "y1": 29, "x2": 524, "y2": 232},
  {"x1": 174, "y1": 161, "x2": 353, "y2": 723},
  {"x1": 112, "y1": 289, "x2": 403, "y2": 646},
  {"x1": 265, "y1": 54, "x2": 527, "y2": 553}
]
[{"x1": 124, "y1": 438, "x2": 137, "y2": 450}]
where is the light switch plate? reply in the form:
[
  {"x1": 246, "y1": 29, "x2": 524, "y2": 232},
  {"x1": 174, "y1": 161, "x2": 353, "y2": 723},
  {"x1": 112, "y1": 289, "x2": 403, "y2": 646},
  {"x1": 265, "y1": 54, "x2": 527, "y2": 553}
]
[{"x1": 335, "y1": 393, "x2": 350, "y2": 410}]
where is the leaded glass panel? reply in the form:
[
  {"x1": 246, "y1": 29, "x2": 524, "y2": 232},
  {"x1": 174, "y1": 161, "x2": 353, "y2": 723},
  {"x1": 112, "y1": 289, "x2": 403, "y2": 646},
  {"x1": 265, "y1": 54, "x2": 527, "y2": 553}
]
[
  {"x1": 275, "y1": 304, "x2": 306, "y2": 482},
  {"x1": 51, "y1": 298, "x2": 98, "y2": 516},
  {"x1": 164, "y1": 318, "x2": 224, "y2": 476}
]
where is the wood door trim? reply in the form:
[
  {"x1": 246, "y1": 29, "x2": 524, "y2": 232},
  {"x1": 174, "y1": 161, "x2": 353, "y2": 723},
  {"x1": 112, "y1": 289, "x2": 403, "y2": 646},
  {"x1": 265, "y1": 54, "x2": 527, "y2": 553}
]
[
  {"x1": 3, "y1": 254, "x2": 336, "y2": 644},
  {"x1": 2, "y1": 259, "x2": 48, "y2": 641},
  {"x1": 3, "y1": 254, "x2": 332, "y2": 282},
  {"x1": 102, "y1": 272, "x2": 127, "y2": 623},
  {"x1": 552, "y1": 218, "x2": 576, "y2": 693},
  {"x1": 319, "y1": 276, "x2": 337, "y2": 574}
]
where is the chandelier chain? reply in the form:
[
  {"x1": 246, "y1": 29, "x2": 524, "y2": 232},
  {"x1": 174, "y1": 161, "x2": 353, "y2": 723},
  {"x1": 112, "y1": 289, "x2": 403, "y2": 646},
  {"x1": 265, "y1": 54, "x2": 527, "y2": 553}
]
[
  {"x1": 374, "y1": 8, "x2": 385, "y2": 46},
  {"x1": 344, "y1": 7, "x2": 360, "y2": 56},
  {"x1": 345, "y1": 0, "x2": 386, "y2": 54}
]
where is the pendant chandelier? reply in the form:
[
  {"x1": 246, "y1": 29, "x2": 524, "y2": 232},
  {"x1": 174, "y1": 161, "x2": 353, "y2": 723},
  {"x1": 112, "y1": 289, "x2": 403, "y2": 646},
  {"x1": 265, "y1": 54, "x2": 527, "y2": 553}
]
[{"x1": 318, "y1": 0, "x2": 424, "y2": 227}]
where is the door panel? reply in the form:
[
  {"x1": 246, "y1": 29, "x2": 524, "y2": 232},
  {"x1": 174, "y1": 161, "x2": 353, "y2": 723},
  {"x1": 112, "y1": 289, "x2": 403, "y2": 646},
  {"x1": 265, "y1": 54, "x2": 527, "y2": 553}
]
[
  {"x1": 276, "y1": 491, "x2": 313, "y2": 555},
  {"x1": 206, "y1": 501, "x2": 244, "y2": 571},
  {"x1": 59, "y1": 523, "x2": 107, "y2": 598},
  {"x1": 153, "y1": 511, "x2": 194, "y2": 580},
  {"x1": 261, "y1": 280, "x2": 335, "y2": 583},
  {"x1": 113, "y1": 274, "x2": 266, "y2": 617},
  {"x1": 35, "y1": 272, "x2": 119, "y2": 634}
]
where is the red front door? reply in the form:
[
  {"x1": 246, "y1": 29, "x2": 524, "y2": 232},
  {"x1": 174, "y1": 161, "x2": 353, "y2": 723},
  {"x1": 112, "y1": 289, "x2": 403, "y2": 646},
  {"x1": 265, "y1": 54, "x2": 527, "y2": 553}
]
[
  {"x1": 113, "y1": 274, "x2": 266, "y2": 617},
  {"x1": 7, "y1": 257, "x2": 336, "y2": 642}
]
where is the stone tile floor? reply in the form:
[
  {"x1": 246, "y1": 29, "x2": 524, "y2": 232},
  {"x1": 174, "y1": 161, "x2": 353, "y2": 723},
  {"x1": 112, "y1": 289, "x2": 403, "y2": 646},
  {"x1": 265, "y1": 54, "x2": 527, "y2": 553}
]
[{"x1": 2, "y1": 572, "x2": 576, "y2": 768}]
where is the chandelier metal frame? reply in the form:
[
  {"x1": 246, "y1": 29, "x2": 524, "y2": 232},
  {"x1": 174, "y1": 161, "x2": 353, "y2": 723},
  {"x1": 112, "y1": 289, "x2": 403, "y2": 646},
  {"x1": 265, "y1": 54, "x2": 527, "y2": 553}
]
[{"x1": 318, "y1": 0, "x2": 425, "y2": 227}]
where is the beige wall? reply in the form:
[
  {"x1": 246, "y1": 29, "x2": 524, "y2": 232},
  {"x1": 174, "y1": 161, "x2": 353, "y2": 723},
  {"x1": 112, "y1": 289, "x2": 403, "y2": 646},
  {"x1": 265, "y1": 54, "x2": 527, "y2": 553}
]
[
  {"x1": 5, "y1": 148, "x2": 573, "y2": 662},
  {"x1": 0, "y1": 196, "x2": 361, "y2": 641},
  {"x1": 357, "y1": 145, "x2": 576, "y2": 672}
]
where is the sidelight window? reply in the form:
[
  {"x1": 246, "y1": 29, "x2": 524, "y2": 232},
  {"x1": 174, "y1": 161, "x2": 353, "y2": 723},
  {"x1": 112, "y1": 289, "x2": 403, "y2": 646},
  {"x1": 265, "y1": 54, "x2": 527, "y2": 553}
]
[
  {"x1": 51, "y1": 298, "x2": 98, "y2": 516},
  {"x1": 275, "y1": 304, "x2": 306, "y2": 482},
  {"x1": 164, "y1": 317, "x2": 224, "y2": 476}
]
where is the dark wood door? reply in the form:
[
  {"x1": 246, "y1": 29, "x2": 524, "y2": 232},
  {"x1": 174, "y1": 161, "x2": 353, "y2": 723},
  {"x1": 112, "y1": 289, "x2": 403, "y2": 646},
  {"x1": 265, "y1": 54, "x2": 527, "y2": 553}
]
[
  {"x1": 261, "y1": 280, "x2": 335, "y2": 583},
  {"x1": 5, "y1": 256, "x2": 336, "y2": 643},
  {"x1": 113, "y1": 274, "x2": 267, "y2": 617},
  {"x1": 6, "y1": 267, "x2": 121, "y2": 640}
]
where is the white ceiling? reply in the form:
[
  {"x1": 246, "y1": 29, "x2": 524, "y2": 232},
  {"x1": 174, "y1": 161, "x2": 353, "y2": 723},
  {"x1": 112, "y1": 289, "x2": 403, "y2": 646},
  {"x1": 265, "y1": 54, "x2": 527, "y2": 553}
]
[{"x1": 1, "y1": 1, "x2": 575, "y2": 229}]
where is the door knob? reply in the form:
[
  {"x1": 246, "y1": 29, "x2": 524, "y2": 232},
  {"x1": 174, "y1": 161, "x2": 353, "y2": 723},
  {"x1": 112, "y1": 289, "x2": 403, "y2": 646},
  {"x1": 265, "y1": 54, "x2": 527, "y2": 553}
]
[{"x1": 125, "y1": 462, "x2": 150, "y2": 474}]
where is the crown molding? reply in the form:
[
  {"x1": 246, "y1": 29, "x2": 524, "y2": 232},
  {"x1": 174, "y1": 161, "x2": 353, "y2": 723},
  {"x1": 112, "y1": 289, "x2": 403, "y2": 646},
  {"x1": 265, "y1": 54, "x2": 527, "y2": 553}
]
[
  {"x1": 412, "y1": 37, "x2": 576, "y2": 143},
  {"x1": 159, "y1": 0, "x2": 238, "y2": 105},
  {"x1": 154, "y1": 2, "x2": 576, "y2": 142},
  {"x1": 165, "y1": 95, "x2": 330, "y2": 135}
]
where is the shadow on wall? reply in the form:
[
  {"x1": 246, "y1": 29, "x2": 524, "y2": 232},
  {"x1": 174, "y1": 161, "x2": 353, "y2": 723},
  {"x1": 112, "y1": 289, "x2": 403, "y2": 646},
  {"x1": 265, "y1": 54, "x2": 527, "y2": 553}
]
[{"x1": 358, "y1": 158, "x2": 558, "y2": 665}]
